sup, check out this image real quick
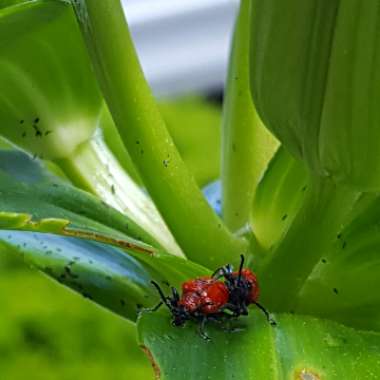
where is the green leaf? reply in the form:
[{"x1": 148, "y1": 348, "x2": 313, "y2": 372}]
[
  {"x1": 0, "y1": 0, "x2": 101, "y2": 160},
  {"x1": 138, "y1": 312, "x2": 380, "y2": 380},
  {"x1": 250, "y1": 0, "x2": 380, "y2": 191},
  {"x1": 297, "y1": 193, "x2": 380, "y2": 331},
  {"x1": 221, "y1": 0, "x2": 278, "y2": 231},
  {"x1": 0, "y1": 229, "x2": 208, "y2": 322},
  {"x1": 0, "y1": 149, "x2": 159, "y2": 251},
  {"x1": 251, "y1": 147, "x2": 308, "y2": 251},
  {"x1": 0, "y1": 230, "x2": 155, "y2": 321}
]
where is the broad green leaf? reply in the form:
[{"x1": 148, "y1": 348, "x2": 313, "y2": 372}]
[
  {"x1": 0, "y1": 230, "x2": 209, "y2": 322},
  {"x1": 0, "y1": 149, "x2": 159, "y2": 251},
  {"x1": 250, "y1": 0, "x2": 380, "y2": 191},
  {"x1": 297, "y1": 193, "x2": 380, "y2": 332},
  {"x1": 0, "y1": 1, "x2": 182, "y2": 257},
  {"x1": 138, "y1": 312, "x2": 380, "y2": 380},
  {"x1": 0, "y1": 230, "x2": 155, "y2": 321},
  {"x1": 251, "y1": 147, "x2": 308, "y2": 251},
  {"x1": 0, "y1": 0, "x2": 101, "y2": 160}
]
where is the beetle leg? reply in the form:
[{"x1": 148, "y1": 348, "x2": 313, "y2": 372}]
[
  {"x1": 198, "y1": 317, "x2": 210, "y2": 341},
  {"x1": 253, "y1": 301, "x2": 276, "y2": 326}
]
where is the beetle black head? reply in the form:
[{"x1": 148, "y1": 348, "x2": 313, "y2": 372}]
[
  {"x1": 212, "y1": 255, "x2": 252, "y2": 316},
  {"x1": 151, "y1": 281, "x2": 191, "y2": 326}
]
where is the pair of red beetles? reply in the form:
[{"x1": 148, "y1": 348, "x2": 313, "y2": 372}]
[{"x1": 151, "y1": 255, "x2": 275, "y2": 339}]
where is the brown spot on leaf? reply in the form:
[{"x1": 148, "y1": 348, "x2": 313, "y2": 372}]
[
  {"x1": 141, "y1": 345, "x2": 161, "y2": 379},
  {"x1": 295, "y1": 368, "x2": 321, "y2": 380}
]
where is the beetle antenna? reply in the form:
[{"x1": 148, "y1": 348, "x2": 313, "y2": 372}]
[
  {"x1": 151, "y1": 281, "x2": 172, "y2": 309},
  {"x1": 237, "y1": 255, "x2": 245, "y2": 285}
]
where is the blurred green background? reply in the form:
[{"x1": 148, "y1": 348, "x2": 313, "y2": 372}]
[
  {"x1": 0, "y1": 253, "x2": 153, "y2": 380},
  {"x1": 0, "y1": 97, "x2": 222, "y2": 380}
]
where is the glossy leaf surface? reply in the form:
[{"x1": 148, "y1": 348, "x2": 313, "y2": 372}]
[
  {"x1": 0, "y1": 149, "x2": 157, "y2": 250},
  {"x1": 251, "y1": 147, "x2": 308, "y2": 251},
  {"x1": 250, "y1": 0, "x2": 380, "y2": 190},
  {"x1": 138, "y1": 312, "x2": 380, "y2": 380},
  {"x1": 0, "y1": 0, "x2": 101, "y2": 160}
]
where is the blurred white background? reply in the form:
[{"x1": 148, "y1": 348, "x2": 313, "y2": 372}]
[{"x1": 122, "y1": 0, "x2": 239, "y2": 97}]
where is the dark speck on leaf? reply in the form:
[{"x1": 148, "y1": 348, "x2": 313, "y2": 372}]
[
  {"x1": 64, "y1": 266, "x2": 78, "y2": 279},
  {"x1": 19, "y1": 120, "x2": 24, "y2": 124},
  {"x1": 34, "y1": 117, "x2": 40, "y2": 123},
  {"x1": 321, "y1": 258, "x2": 327, "y2": 264},
  {"x1": 333, "y1": 288, "x2": 339, "y2": 295},
  {"x1": 281, "y1": 214, "x2": 288, "y2": 221},
  {"x1": 22, "y1": 132, "x2": 27, "y2": 138},
  {"x1": 342, "y1": 241, "x2": 347, "y2": 249},
  {"x1": 45, "y1": 130, "x2": 52, "y2": 136},
  {"x1": 33, "y1": 125, "x2": 42, "y2": 138},
  {"x1": 136, "y1": 140, "x2": 140, "y2": 144},
  {"x1": 163, "y1": 159, "x2": 169, "y2": 167},
  {"x1": 302, "y1": 185, "x2": 307, "y2": 192},
  {"x1": 111, "y1": 184, "x2": 115, "y2": 194},
  {"x1": 140, "y1": 149, "x2": 144, "y2": 155},
  {"x1": 337, "y1": 233, "x2": 342, "y2": 239},
  {"x1": 120, "y1": 299, "x2": 126, "y2": 307}
]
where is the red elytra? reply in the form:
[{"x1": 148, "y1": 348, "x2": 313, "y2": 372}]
[
  {"x1": 180, "y1": 277, "x2": 229, "y2": 314},
  {"x1": 149, "y1": 255, "x2": 275, "y2": 340},
  {"x1": 231, "y1": 268, "x2": 259, "y2": 304}
]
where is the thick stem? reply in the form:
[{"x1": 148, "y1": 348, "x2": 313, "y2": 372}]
[
  {"x1": 56, "y1": 132, "x2": 183, "y2": 257},
  {"x1": 70, "y1": 0, "x2": 246, "y2": 267},
  {"x1": 221, "y1": 0, "x2": 278, "y2": 232},
  {"x1": 259, "y1": 175, "x2": 359, "y2": 310}
]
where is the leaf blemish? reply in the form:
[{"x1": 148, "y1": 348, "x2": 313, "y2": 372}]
[
  {"x1": 295, "y1": 368, "x2": 321, "y2": 380},
  {"x1": 141, "y1": 345, "x2": 161, "y2": 380}
]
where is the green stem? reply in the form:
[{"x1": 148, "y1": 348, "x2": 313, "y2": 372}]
[
  {"x1": 259, "y1": 175, "x2": 359, "y2": 310},
  {"x1": 70, "y1": 0, "x2": 246, "y2": 267},
  {"x1": 221, "y1": 0, "x2": 278, "y2": 231},
  {"x1": 56, "y1": 131, "x2": 183, "y2": 257}
]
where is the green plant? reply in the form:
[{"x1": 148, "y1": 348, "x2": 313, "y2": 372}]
[{"x1": 1, "y1": 0, "x2": 380, "y2": 379}]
